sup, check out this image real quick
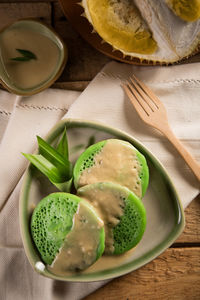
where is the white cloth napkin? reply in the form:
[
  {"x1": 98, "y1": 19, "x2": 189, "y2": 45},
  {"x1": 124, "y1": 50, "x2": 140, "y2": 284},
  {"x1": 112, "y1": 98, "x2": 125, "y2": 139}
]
[{"x1": 0, "y1": 61, "x2": 199, "y2": 300}]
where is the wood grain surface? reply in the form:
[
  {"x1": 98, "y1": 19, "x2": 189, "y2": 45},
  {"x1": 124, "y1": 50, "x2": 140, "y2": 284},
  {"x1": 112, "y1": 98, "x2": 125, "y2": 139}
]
[
  {"x1": 84, "y1": 247, "x2": 200, "y2": 300},
  {"x1": 0, "y1": 1, "x2": 200, "y2": 299}
]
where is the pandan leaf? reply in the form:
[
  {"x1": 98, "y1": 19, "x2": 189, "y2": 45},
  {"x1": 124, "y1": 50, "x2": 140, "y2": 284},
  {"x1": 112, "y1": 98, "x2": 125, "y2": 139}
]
[
  {"x1": 11, "y1": 49, "x2": 37, "y2": 61},
  {"x1": 22, "y1": 129, "x2": 74, "y2": 192},
  {"x1": 53, "y1": 178, "x2": 73, "y2": 193},
  {"x1": 22, "y1": 153, "x2": 66, "y2": 183},
  {"x1": 16, "y1": 49, "x2": 37, "y2": 59},
  {"x1": 37, "y1": 136, "x2": 73, "y2": 180},
  {"x1": 56, "y1": 127, "x2": 69, "y2": 159},
  {"x1": 11, "y1": 57, "x2": 33, "y2": 62}
]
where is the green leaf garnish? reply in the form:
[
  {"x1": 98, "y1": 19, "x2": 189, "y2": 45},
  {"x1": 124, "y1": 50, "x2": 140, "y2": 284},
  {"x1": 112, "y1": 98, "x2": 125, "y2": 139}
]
[
  {"x1": 11, "y1": 49, "x2": 37, "y2": 61},
  {"x1": 37, "y1": 136, "x2": 67, "y2": 166},
  {"x1": 22, "y1": 128, "x2": 74, "y2": 192},
  {"x1": 22, "y1": 153, "x2": 66, "y2": 183},
  {"x1": 11, "y1": 57, "x2": 32, "y2": 61},
  {"x1": 37, "y1": 136, "x2": 73, "y2": 181},
  {"x1": 16, "y1": 49, "x2": 37, "y2": 58},
  {"x1": 56, "y1": 127, "x2": 69, "y2": 159}
]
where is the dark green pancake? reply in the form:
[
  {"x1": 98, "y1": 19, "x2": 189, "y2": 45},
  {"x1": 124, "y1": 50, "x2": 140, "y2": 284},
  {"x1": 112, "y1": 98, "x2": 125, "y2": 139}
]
[
  {"x1": 31, "y1": 192, "x2": 105, "y2": 266},
  {"x1": 73, "y1": 139, "x2": 149, "y2": 198},
  {"x1": 78, "y1": 182, "x2": 146, "y2": 255}
]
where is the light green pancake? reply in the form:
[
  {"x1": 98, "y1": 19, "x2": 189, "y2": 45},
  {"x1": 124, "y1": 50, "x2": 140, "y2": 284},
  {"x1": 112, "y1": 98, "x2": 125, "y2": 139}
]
[
  {"x1": 78, "y1": 182, "x2": 146, "y2": 255},
  {"x1": 31, "y1": 192, "x2": 105, "y2": 271},
  {"x1": 73, "y1": 139, "x2": 149, "y2": 198}
]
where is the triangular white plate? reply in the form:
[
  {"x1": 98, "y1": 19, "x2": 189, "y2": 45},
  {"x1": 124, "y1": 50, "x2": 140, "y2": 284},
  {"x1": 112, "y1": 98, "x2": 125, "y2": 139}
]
[{"x1": 19, "y1": 119, "x2": 185, "y2": 282}]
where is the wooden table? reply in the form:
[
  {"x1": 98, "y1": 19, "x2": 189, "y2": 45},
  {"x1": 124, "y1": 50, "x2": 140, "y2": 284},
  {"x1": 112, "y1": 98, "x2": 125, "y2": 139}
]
[{"x1": 1, "y1": 1, "x2": 200, "y2": 299}]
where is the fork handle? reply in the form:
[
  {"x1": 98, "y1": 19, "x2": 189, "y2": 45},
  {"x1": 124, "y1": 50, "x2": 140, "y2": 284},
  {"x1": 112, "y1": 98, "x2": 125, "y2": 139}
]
[{"x1": 164, "y1": 128, "x2": 200, "y2": 183}]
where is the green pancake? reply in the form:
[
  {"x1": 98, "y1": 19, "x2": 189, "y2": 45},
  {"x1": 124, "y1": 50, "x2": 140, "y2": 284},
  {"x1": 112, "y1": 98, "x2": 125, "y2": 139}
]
[
  {"x1": 73, "y1": 139, "x2": 149, "y2": 198},
  {"x1": 78, "y1": 182, "x2": 146, "y2": 255},
  {"x1": 31, "y1": 192, "x2": 105, "y2": 270}
]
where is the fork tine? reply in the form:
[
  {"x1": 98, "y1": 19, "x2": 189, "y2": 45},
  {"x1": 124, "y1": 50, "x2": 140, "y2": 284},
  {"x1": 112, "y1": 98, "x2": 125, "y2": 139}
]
[
  {"x1": 122, "y1": 83, "x2": 150, "y2": 121},
  {"x1": 127, "y1": 80, "x2": 154, "y2": 115},
  {"x1": 129, "y1": 78, "x2": 155, "y2": 112},
  {"x1": 131, "y1": 74, "x2": 160, "y2": 108},
  {"x1": 123, "y1": 77, "x2": 200, "y2": 182}
]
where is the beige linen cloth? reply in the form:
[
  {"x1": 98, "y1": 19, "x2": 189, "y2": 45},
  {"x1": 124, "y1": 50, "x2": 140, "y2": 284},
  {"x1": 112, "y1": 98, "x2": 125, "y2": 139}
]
[{"x1": 0, "y1": 61, "x2": 199, "y2": 300}]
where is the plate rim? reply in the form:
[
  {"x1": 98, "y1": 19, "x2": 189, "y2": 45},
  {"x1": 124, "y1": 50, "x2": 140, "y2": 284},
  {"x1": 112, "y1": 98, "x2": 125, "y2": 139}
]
[{"x1": 19, "y1": 118, "x2": 185, "y2": 282}]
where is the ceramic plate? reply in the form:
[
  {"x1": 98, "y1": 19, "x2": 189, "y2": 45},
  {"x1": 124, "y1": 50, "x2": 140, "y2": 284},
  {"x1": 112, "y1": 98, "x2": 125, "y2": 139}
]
[{"x1": 19, "y1": 119, "x2": 185, "y2": 282}]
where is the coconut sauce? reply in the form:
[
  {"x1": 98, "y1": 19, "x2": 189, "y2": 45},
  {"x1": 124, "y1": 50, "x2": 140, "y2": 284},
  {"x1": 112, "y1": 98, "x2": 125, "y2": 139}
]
[
  {"x1": 78, "y1": 140, "x2": 142, "y2": 197},
  {"x1": 1, "y1": 28, "x2": 60, "y2": 89},
  {"x1": 48, "y1": 202, "x2": 103, "y2": 276},
  {"x1": 78, "y1": 185, "x2": 126, "y2": 254},
  {"x1": 84, "y1": 245, "x2": 136, "y2": 273}
]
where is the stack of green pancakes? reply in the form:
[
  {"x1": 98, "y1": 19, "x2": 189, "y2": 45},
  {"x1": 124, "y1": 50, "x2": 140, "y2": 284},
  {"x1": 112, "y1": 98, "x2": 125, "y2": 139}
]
[{"x1": 31, "y1": 139, "x2": 149, "y2": 274}]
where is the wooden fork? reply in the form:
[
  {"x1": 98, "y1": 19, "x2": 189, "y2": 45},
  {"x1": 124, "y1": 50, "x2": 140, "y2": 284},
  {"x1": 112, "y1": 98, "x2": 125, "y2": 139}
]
[{"x1": 122, "y1": 75, "x2": 200, "y2": 182}]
